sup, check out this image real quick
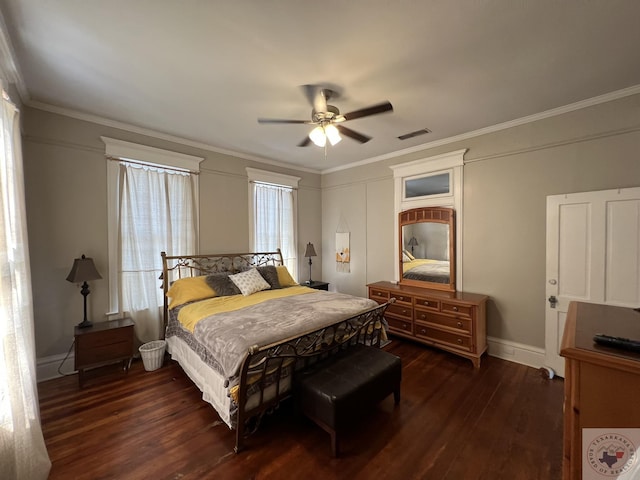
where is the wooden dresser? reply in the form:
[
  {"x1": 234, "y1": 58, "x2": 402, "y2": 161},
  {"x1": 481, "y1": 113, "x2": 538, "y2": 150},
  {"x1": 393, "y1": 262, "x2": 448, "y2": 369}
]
[
  {"x1": 368, "y1": 281, "x2": 488, "y2": 368},
  {"x1": 560, "y1": 302, "x2": 640, "y2": 480}
]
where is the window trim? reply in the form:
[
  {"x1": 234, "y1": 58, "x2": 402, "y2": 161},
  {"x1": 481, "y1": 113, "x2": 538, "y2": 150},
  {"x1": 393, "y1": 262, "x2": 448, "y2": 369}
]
[
  {"x1": 246, "y1": 167, "x2": 300, "y2": 278},
  {"x1": 390, "y1": 149, "x2": 466, "y2": 288},
  {"x1": 103, "y1": 137, "x2": 203, "y2": 315},
  {"x1": 101, "y1": 137, "x2": 203, "y2": 172}
]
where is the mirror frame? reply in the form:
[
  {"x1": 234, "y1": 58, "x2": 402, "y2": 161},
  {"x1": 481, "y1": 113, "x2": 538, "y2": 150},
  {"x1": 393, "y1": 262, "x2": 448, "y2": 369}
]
[{"x1": 398, "y1": 206, "x2": 456, "y2": 292}]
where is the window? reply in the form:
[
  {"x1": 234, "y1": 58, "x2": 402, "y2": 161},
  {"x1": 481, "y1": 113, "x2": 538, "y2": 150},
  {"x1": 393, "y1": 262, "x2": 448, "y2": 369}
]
[
  {"x1": 1, "y1": 87, "x2": 51, "y2": 477},
  {"x1": 404, "y1": 171, "x2": 451, "y2": 199},
  {"x1": 103, "y1": 137, "x2": 202, "y2": 342},
  {"x1": 247, "y1": 168, "x2": 300, "y2": 280}
]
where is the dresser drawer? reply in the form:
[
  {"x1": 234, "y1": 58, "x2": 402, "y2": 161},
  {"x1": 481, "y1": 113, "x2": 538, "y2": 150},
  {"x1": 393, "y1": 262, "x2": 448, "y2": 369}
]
[
  {"x1": 415, "y1": 325, "x2": 473, "y2": 351},
  {"x1": 387, "y1": 303, "x2": 413, "y2": 320},
  {"x1": 441, "y1": 302, "x2": 474, "y2": 319},
  {"x1": 76, "y1": 327, "x2": 132, "y2": 349},
  {"x1": 414, "y1": 297, "x2": 440, "y2": 311},
  {"x1": 415, "y1": 311, "x2": 471, "y2": 334},
  {"x1": 76, "y1": 340, "x2": 133, "y2": 367},
  {"x1": 389, "y1": 293, "x2": 412, "y2": 305},
  {"x1": 369, "y1": 288, "x2": 390, "y2": 302},
  {"x1": 386, "y1": 316, "x2": 413, "y2": 334}
]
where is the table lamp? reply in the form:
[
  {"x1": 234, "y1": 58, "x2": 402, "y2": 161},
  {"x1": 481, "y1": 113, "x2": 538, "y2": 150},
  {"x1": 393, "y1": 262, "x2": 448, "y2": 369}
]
[
  {"x1": 408, "y1": 236, "x2": 419, "y2": 254},
  {"x1": 304, "y1": 242, "x2": 317, "y2": 284},
  {"x1": 66, "y1": 254, "x2": 102, "y2": 328}
]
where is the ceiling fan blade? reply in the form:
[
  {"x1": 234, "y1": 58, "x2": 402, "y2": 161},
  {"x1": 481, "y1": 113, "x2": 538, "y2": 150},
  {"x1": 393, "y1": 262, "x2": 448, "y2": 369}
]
[
  {"x1": 336, "y1": 125, "x2": 371, "y2": 143},
  {"x1": 258, "y1": 118, "x2": 310, "y2": 124},
  {"x1": 301, "y1": 84, "x2": 328, "y2": 113},
  {"x1": 297, "y1": 136, "x2": 311, "y2": 147},
  {"x1": 342, "y1": 101, "x2": 393, "y2": 121}
]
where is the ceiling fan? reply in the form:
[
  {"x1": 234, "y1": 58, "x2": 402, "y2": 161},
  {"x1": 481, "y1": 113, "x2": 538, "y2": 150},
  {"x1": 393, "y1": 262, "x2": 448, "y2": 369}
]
[{"x1": 258, "y1": 85, "x2": 393, "y2": 147}]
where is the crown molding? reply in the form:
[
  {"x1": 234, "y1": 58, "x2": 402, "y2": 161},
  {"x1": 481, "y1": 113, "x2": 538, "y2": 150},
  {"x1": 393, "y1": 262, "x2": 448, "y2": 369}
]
[
  {"x1": 322, "y1": 84, "x2": 640, "y2": 174},
  {"x1": 24, "y1": 81, "x2": 640, "y2": 177},
  {"x1": 27, "y1": 99, "x2": 322, "y2": 175}
]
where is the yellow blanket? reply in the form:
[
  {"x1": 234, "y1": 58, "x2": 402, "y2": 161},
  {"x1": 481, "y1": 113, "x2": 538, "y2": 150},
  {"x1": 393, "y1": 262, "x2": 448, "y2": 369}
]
[
  {"x1": 403, "y1": 258, "x2": 438, "y2": 273},
  {"x1": 177, "y1": 285, "x2": 317, "y2": 332}
]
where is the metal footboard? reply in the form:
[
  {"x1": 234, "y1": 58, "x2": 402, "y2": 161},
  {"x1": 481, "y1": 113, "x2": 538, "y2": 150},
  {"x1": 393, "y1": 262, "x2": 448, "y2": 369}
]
[{"x1": 233, "y1": 299, "x2": 394, "y2": 453}]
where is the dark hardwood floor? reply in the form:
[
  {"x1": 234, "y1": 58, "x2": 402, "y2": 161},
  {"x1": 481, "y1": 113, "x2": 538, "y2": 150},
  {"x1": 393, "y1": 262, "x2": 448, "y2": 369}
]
[{"x1": 39, "y1": 339, "x2": 564, "y2": 480}]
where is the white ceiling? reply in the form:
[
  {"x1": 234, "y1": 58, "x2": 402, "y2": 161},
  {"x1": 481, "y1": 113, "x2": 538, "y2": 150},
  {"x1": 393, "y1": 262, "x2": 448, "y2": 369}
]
[{"x1": 2, "y1": 1, "x2": 640, "y2": 173}]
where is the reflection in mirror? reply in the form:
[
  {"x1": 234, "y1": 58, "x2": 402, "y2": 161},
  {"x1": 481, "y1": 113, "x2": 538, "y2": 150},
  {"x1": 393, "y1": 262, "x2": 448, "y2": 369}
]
[
  {"x1": 402, "y1": 223, "x2": 450, "y2": 282},
  {"x1": 399, "y1": 207, "x2": 455, "y2": 291}
]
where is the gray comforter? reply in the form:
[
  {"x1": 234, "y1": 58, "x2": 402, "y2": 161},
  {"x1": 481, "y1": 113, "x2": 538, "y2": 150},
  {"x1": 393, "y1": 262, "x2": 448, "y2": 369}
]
[
  {"x1": 403, "y1": 260, "x2": 450, "y2": 283},
  {"x1": 192, "y1": 291, "x2": 377, "y2": 382}
]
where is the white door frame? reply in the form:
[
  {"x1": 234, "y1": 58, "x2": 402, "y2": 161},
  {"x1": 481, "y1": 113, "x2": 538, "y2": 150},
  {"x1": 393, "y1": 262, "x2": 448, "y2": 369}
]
[{"x1": 545, "y1": 187, "x2": 640, "y2": 378}]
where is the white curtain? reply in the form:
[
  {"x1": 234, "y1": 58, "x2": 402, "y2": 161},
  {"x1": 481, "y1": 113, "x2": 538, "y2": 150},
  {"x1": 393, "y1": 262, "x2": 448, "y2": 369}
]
[
  {"x1": 0, "y1": 91, "x2": 51, "y2": 478},
  {"x1": 118, "y1": 163, "x2": 197, "y2": 343},
  {"x1": 253, "y1": 183, "x2": 297, "y2": 279}
]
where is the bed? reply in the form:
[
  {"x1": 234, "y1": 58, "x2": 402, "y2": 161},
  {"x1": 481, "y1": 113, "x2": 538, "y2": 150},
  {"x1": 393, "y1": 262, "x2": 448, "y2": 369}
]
[
  {"x1": 160, "y1": 249, "x2": 391, "y2": 452},
  {"x1": 402, "y1": 257, "x2": 450, "y2": 283}
]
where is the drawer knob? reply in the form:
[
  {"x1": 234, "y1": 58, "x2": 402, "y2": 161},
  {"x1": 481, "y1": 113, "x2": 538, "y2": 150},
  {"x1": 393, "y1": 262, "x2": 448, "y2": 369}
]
[
  {"x1": 457, "y1": 338, "x2": 463, "y2": 344},
  {"x1": 452, "y1": 306, "x2": 459, "y2": 312},
  {"x1": 421, "y1": 329, "x2": 426, "y2": 334},
  {"x1": 403, "y1": 323, "x2": 407, "y2": 329},
  {"x1": 424, "y1": 301, "x2": 430, "y2": 306},
  {"x1": 402, "y1": 309, "x2": 407, "y2": 314},
  {"x1": 420, "y1": 314, "x2": 426, "y2": 320},
  {"x1": 457, "y1": 321, "x2": 463, "y2": 328}
]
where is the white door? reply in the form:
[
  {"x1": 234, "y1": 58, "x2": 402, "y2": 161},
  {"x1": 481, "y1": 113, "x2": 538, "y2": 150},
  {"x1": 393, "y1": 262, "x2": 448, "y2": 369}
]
[{"x1": 545, "y1": 187, "x2": 640, "y2": 378}]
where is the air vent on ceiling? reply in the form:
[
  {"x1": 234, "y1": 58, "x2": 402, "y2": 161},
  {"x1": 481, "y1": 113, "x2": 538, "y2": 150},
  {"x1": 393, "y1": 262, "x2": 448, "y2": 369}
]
[{"x1": 397, "y1": 128, "x2": 431, "y2": 140}]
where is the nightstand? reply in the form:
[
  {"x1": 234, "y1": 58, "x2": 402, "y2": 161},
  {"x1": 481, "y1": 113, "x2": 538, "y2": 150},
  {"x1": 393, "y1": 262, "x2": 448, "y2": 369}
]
[
  {"x1": 74, "y1": 318, "x2": 135, "y2": 387},
  {"x1": 305, "y1": 280, "x2": 329, "y2": 291}
]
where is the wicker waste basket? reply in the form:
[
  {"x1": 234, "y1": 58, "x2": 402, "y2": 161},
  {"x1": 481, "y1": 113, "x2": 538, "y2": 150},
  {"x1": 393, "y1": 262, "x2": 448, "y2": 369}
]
[{"x1": 139, "y1": 340, "x2": 166, "y2": 371}]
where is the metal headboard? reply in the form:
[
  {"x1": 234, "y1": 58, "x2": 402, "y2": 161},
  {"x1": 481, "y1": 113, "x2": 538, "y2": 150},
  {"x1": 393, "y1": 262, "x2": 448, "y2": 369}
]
[{"x1": 160, "y1": 249, "x2": 284, "y2": 334}]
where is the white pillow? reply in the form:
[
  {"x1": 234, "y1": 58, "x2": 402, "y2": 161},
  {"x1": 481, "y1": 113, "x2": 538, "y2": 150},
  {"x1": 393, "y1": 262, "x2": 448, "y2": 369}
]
[{"x1": 229, "y1": 268, "x2": 271, "y2": 296}]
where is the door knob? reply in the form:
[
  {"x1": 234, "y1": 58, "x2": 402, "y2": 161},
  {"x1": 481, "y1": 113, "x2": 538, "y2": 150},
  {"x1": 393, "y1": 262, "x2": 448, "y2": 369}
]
[{"x1": 548, "y1": 295, "x2": 558, "y2": 308}]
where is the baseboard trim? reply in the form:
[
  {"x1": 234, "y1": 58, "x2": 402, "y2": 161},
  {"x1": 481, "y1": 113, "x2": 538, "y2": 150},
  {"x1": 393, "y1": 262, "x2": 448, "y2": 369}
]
[
  {"x1": 37, "y1": 336, "x2": 545, "y2": 381},
  {"x1": 37, "y1": 352, "x2": 76, "y2": 383},
  {"x1": 486, "y1": 336, "x2": 545, "y2": 369}
]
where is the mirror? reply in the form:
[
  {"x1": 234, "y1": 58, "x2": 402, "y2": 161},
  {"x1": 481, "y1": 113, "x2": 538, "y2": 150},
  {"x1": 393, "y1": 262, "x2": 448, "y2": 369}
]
[{"x1": 399, "y1": 206, "x2": 455, "y2": 292}]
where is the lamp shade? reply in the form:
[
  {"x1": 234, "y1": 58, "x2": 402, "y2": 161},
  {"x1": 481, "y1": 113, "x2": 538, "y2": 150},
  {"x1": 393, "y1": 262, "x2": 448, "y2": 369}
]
[
  {"x1": 66, "y1": 255, "x2": 102, "y2": 283},
  {"x1": 324, "y1": 124, "x2": 342, "y2": 146},
  {"x1": 309, "y1": 126, "x2": 326, "y2": 147},
  {"x1": 304, "y1": 242, "x2": 317, "y2": 258},
  {"x1": 408, "y1": 237, "x2": 419, "y2": 247}
]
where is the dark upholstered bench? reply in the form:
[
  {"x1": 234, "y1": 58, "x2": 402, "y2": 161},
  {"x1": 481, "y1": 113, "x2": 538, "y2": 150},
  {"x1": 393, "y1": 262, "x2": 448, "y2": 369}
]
[{"x1": 293, "y1": 344, "x2": 402, "y2": 457}]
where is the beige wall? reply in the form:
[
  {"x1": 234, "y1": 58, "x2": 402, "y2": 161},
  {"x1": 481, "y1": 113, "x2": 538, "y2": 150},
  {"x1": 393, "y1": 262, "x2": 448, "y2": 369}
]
[
  {"x1": 24, "y1": 92, "x2": 640, "y2": 362},
  {"x1": 23, "y1": 107, "x2": 322, "y2": 359},
  {"x1": 321, "y1": 93, "x2": 640, "y2": 349}
]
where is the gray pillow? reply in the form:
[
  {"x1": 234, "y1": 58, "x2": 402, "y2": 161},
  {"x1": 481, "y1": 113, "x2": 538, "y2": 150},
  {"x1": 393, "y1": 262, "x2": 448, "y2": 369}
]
[
  {"x1": 257, "y1": 265, "x2": 281, "y2": 290},
  {"x1": 205, "y1": 273, "x2": 241, "y2": 297}
]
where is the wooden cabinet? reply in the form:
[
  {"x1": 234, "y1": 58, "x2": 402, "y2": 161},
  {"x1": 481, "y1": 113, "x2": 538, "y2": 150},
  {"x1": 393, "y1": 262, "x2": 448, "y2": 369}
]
[
  {"x1": 560, "y1": 302, "x2": 640, "y2": 480},
  {"x1": 368, "y1": 281, "x2": 488, "y2": 368},
  {"x1": 74, "y1": 318, "x2": 135, "y2": 387}
]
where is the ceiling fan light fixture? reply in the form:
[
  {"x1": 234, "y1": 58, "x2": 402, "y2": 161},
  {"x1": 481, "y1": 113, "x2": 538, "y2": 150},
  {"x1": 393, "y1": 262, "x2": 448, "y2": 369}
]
[
  {"x1": 324, "y1": 124, "x2": 341, "y2": 146},
  {"x1": 309, "y1": 126, "x2": 326, "y2": 147}
]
